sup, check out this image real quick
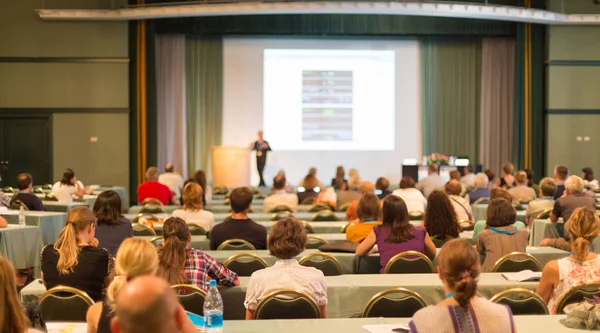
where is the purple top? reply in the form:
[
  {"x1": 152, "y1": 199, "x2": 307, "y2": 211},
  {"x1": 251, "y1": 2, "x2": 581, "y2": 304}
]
[{"x1": 374, "y1": 224, "x2": 427, "y2": 273}]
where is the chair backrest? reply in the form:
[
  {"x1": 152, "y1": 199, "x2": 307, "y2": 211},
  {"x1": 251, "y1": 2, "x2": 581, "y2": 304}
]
[
  {"x1": 430, "y1": 236, "x2": 448, "y2": 248},
  {"x1": 214, "y1": 187, "x2": 229, "y2": 195},
  {"x1": 384, "y1": 251, "x2": 435, "y2": 274},
  {"x1": 271, "y1": 211, "x2": 294, "y2": 221},
  {"x1": 408, "y1": 211, "x2": 424, "y2": 221},
  {"x1": 187, "y1": 223, "x2": 207, "y2": 236},
  {"x1": 132, "y1": 223, "x2": 157, "y2": 236},
  {"x1": 224, "y1": 253, "x2": 269, "y2": 277},
  {"x1": 254, "y1": 289, "x2": 320, "y2": 319},
  {"x1": 217, "y1": 238, "x2": 256, "y2": 251},
  {"x1": 535, "y1": 209, "x2": 552, "y2": 219},
  {"x1": 38, "y1": 286, "x2": 94, "y2": 322},
  {"x1": 362, "y1": 288, "x2": 426, "y2": 318},
  {"x1": 270, "y1": 205, "x2": 294, "y2": 213},
  {"x1": 10, "y1": 199, "x2": 28, "y2": 211},
  {"x1": 298, "y1": 220, "x2": 315, "y2": 234},
  {"x1": 458, "y1": 220, "x2": 475, "y2": 231},
  {"x1": 473, "y1": 197, "x2": 490, "y2": 205},
  {"x1": 141, "y1": 197, "x2": 163, "y2": 205},
  {"x1": 492, "y1": 252, "x2": 542, "y2": 273},
  {"x1": 310, "y1": 204, "x2": 333, "y2": 212},
  {"x1": 306, "y1": 235, "x2": 328, "y2": 249},
  {"x1": 132, "y1": 214, "x2": 159, "y2": 223},
  {"x1": 340, "y1": 223, "x2": 350, "y2": 233},
  {"x1": 298, "y1": 253, "x2": 343, "y2": 276},
  {"x1": 490, "y1": 288, "x2": 549, "y2": 315},
  {"x1": 149, "y1": 236, "x2": 164, "y2": 247},
  {"x1": 44, "y1": 193, "x2": 59, "y2": 201},
  {"x1": 171, "y1": 284, "x2": 207, "y2": 316},
  {"x1": 33, "y1": 187, "x2": 45, "y2": 194},
  {"x1": 301, "y1": 197, "x2": 316, "y2": 205},
  {"x1": 555, "y1": 283, "x2": 600, "y2": 314},
  {"x1": 2, "y1": 186, "x2": 14, "y2": 194},
  {"x1": 310, "y1": 210, "x2": 338, "y2": 222},
  {"x1": 338, "y1": 202, "x2": 351, "y2": 212},
  {"x1": 140, "y1": 202, "x2": 165, "y2": 214}
]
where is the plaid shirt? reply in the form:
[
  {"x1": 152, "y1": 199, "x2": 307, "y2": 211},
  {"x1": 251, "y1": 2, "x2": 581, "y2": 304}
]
[
  {"x1": 0, "y1": 193, "x2": 9, "y2": 208},
  {"x1": 184, "y1": 248, "x2": 239, "y2": 291}
]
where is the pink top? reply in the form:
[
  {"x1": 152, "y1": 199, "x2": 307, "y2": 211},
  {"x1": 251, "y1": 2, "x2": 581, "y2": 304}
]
[
  {"x1": 374, "y1": 225, "x2": 426, "y2": 273},
  {"x1": 547, "y1": 255, "x2": 600, "y2": 314}
]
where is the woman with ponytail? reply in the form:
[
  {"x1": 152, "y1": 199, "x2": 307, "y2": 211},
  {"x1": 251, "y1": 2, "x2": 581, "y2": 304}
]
[
  {"x1": 86, "y1": 238, "x2": 158, "y2": 333},
  {"x1": 409, "y1": 238, "x2": 515, "y2": 332},
  {"x1": 157, "y1": 217, "x2": 239, "y2": 290},
  {"x1": 41, "y1": 206, "x2": 114, "y2": 301},
  {"x1": 537, "y1": 207, "x2": 600, "y2": 314}
]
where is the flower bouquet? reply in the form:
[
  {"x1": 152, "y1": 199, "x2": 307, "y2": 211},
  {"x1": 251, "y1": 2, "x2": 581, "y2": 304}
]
[{"x1": 426, "y1": 153, "x2": 450, "y2": 166}]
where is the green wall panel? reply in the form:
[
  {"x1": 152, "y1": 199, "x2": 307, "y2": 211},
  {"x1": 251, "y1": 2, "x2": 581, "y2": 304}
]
[
  {"x1": 548, "y1": 26, "x2": 600, "y2": 61},
  {"x1": 547, "y1": 66, "x2": 600, "y2": 110}
]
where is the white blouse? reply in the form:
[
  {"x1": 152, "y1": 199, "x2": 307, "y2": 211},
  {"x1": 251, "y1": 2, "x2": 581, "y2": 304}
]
[{"x1": 171, "y1": 209, "x2": 215, "y2": 231}]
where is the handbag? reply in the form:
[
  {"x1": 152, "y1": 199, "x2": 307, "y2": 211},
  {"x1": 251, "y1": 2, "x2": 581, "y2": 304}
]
[{"x1": 563, "y1": 297, "x2": 600, "y2": 330}]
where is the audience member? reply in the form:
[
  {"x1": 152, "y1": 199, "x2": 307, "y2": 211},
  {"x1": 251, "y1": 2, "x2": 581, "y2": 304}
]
[
  {"x1": 536, "y1": 208, "x2": 600, "y2": 314},
  {"x1": 471, "y1": 188, "x2": 525, "y2": 241},
  {"x1": 314, "y1": 187, "x2": 337, "y2": 209},
  {"x1": 553, "y1": 165, "x2": 569, "y2": 199},
  {"x1": 460, "y1": 166, "x2": 476, "y2": 188},
  {"x1": 158, "y1": 217, "x2": 239, "y2": 290},
  {"x1": 445, "y1": 180, "x2": 473, "y2": 221},
  {"x1": 416, "y1": 164, "x2": 445, "y2": 198},
  {"x1": 210, "y1": 187, "x2": 267, "y2": 250},
  {"x1": 158, "y1": 163, "x2": 184, "y2": 199},
  {"x1": 375, "y1": 177, "x2": 392, "y2": 199},
  {"x1": 391, "y1": 176, "x2": 427, "y2": 213},
  {"x1": 476, "y1": 199, "x2": 529, "y2": 272},
  {"x1": 525, "y1": 168, "x2": 539, "y2": 197},
  {"x1": 0, "y1": 191, "x2": 8, "y2": 208},
  {"x1": 93, "y1": 190, "x2": 132, "y2": 257},
  {"x1": 297, "y1": 174, "x2": 321, "y2": 205},
  {"x1": 449, "y1": 170, "x2": 468, "y2": 197},
  {"x1": 346, "y1": 193, "x2": 382, "y2": 243},
  {"x1": 469, "y1": 173, "x2": 491, "y2": 204},
  {"x1": 423, "y1": 191, "x2": 460, "y2": 246},
  {"x1": 275, "y1": 170, "x2": 293, "y2": 192},
  {"x1": 137, "y1": 166, "x2": 174, "y2": 205},
  {"x1": 507, "y1": 171, "x2": 537, "y2": 203},
  {"x1": 542, "y1": 175, "x2": 596, "y2": 251},
  {"x1": 10, "y1": 173, "x2": 46, "y2": 211},
  {"x1": 345, "y1": 181, "x2": 375, "y2": 221},
  {"x1": 0, "y1": 256, "x2": 43, "y2": 333},
  {"x1": 356, "y1": 195, "x2": 436, "y2": 273},
  {"x1": 484, "y1": 169, "x2": 496, "y2": 189},
  {"x1": 193, "y1": 170, "x2": 212, "y2": 207},
  {"x1": 244, "y1": 218, "x2": 327, "y2": 319},
  {"x1": 336, "y1": 182, "x2": 361, "y2": 208},
  {"x1": 172, "y1": 182, "x2": 215, "y2": 232},
  {"x1": 298, "y1": 167, "x2": 325, "y2": 190},
  {"x1": 86, "y1": 238, "x2": 158, "y2": 333},
  {"x1": 496, "y1": 163, "x2": 515, "y2": 188},
  {"x1": 582, "y1": 167, "x2": 599, "y2": 189},
  {"x1": 111, "y1": 276, "x2": 199, "y2": 333},
  {"x1": 262, "y1": 175, "x2": 298, "y2": 213},
  {"x1": 409, "y1": 238, "x2": 515, "y2": 332},
  {"x1": 526, "y1": 177, "x2": 556, "y2": 224},
  {"x1": 41, "y1": 206, "x2": 114, "y2": 301},
  {"x1": 331, "y1": 166, "x2": 347, "y2": 190},
  {"x1": 52, "y1": 168, "x2": 85, "y2": 203}
]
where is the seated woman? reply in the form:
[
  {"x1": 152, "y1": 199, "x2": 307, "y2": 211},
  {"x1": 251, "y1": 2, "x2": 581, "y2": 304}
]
[
  {"x1": 0, "y1": 256, "x2": 42, "y2": 333},
  {"x1": 346, "y1": 193, "x2": 382, "y2": 243},
  {"x1": 41, "y1": 206, "x2": 114, "y2": 301},
  {"x1": 52, "y1": 168, "x2": 85, "y2": 204},
  {"x1": 86, "y1": 238, "x2": 158, "y2": 333},
  {"x1": 390, "y1": 176, "x2": 427, "y2": 213},
  {"x1": 297, "y1": 174, "x2": 320, "y2": 205},
  {"x1": 536, "y1": 208, "x2": 600, "y2": 314},
  {"x1": 375, "y1": 177, "x2": 392, "y2": 199},
  {"x1": 244, "y1": 217, "x2": 327, "y2": 319},
  {"x1": 582, "y1": 167, "x2": 599, "y2": 189},
  {"x1": 496, "y1": 163, "x2": 516, "y2": 189},
  {"x1": 423, "y1": 191, "x2": 460, "y2": 247},
  {"x1": 409, "y1": 238, "x2": 516, "y2": 332},
  {"x1": 356, "y1": 195, "x2": 436, "y2": 273},
  {"x1": 193, "y1": 170, "x2": 213, "y2": 207},
  {"x1": 471, "y1": 188, "x2": 526, "y2": 241},
  {"x1": 93, "y1": 190, "x2": 133, "y2": 257},
  {"x1": 157, "y1": 217, "x2": 239, "y2": 291},
  {"x1": 330, "y1": 166, "x2": 347, "y2": 190},
  {"x1": 172, "y1": 183, "x2": 215, "y2": 232},
  {"x1": 475, "y1": 199, "x2": 529, "y2": 272}
]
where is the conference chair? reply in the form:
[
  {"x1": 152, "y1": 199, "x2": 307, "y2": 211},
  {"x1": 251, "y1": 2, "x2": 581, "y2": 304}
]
[
  {"x1": 217, "y1": 239, "x2": 256, "y2": 251},
  {"x1": 1, "y1": 186, "x2": 14, "y2": 194},
  {"x1": 301, "y1": 197, "x2": 316, "y2": 205},
  {"x1": 10, "y1": 199, "x2": 28, "y2": 211},
  {"x1": 306, "y1": 235, "x2": 328, "y2": 249},
  {"x1": 473, "y1": 197, "x2": 490, "y2": 205},
  {"x1": 384, "y1": 251, "x2": 435, "y2": 274},
  {"x1": 140, "y1": 202, "x2": 165, "y2": 214},
  {"x1": 310, "y1": 204, "x2": 334, "y2": 212},
  {"x1": 555, "y1": 283, "x2": 600, "y2": 314},
  {"x1": 298, "y1": 253, "x2": 343, "y2": 276},
  {"x1": 298, "y1": 220, "x2": 315, "y2": 234},
  {"x1": 310, "y1": 210, "x2": 338, "y2": 222},
  {"x1": 38, "y1": 286, "x2": 94, "y2": 322},
  {"x1": 44, "y1": 193, "x2": 59, "y2": 201},
  {"x1": 223, "y1": 253, "x2": 268, "y2": 277},
  {"x1": 141, "y1": 197, "x2": 163, "y2": 205},
  {"x1": 271, "y1": 211, "x2": 294, "y2": 221},
  {"x1": 214, "y1": 187, "x2": 229, "y2": 195},
  {"x1": 337, "y1": 202, "x2": 351, "y2": 212},
  {"x1": 248, "y1": 187, "x2": 260, "y2": 195},
  {"x1": 458, "y1": 219, "x2": 475, "y2": 231},
  {"x1": 149, "y1": 236, "x2": 164, "y2": 247},
  {"x1": 254, "y1": 289, "x2": 320, "y2": 320},
  {"x1": 171, "y1": 284, "x2": 207, "y2": 316},
  {"x1": 492, "y1": 252, "x2": 542, "y2": 273},
  {"x1": 490, "y1": 288, "x2": 549, "y2": 315},
  {"x1": 42, "y1": 184, "x2": 53, "y2": 190},
  {"x1": 430, "y1": 236, "x2": 450, "y2": 248},
  {"x1": 362, "y1": 288, "x2": 426, "y2": 318},
  {"x1": 270, "y1": 205, "x2": 294, "y2": 213},
  {"x1": 535, "y1": 209, "x2": 552, "y2": 219},
  {"x1": 187, "y1": 223, "x2": 207, "y2": 236},
  {"x1": 32, "y1": 187, "x2": 45, "y2": 194},
  {"x1": 132, "y1": 223, "x2": 157, "y2": 237},
  {"x1": 408, "y1": 211, "x2": 424, "y2": 221},
  {"x1": 340, "y1": 223, "x2": 350, "y2": 233}
]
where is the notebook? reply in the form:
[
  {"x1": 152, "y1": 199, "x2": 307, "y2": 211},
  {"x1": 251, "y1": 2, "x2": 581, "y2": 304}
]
[{"x1": 501, "y1": 270, "x2": 542, "y2": 282}]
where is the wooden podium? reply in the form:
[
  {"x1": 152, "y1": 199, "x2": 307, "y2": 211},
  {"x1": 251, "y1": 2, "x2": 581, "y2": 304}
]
[{"x1": 212, "y1": 146, "x2": 250, "y2": 188}]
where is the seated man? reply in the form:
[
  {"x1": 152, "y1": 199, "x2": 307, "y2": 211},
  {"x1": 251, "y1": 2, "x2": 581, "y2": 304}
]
[
  {"x1": 158, "y1": 163, "x2": 184, "y2": 199},
  {"x1": 336, "y1": 178, "x2": 361, "y2": 208},
  {"x1": 210, "y1": 187, "x2": 267, "y2": 250},
  {"x1": 444, "y1": 180, "x2": 473, "y2": 222},
  {"x1": 460, "y1": 166, "x2": 476, "y2": 189},
  {"x1": 553, "y1": 165, "x2": 568, "y2": 200},
  {"x1": 542, "y1": 175, "x2": 596, "y2": 251},
  {"x1": 345, "y1": 181, "x2": 376, "y2": 221},
  {"x1": 525, "y1": 177, "x2": 556, "y2": 224},
  {"x1": 10, "y1": 173, "x2": 46, "y2": 211},
  {"x1": 262, "y1": 175, "x2": 298, "y2": 213},
  {"x1": 469, "y1": 173, "x2": 491, "y2": 204},
  {"x1": 507, "y1": 171, "x2": 537, "y2": 203},
  {"x1": 137, "y1": 166, "x2": 175, "y2": 205},
  {"x1": 416, "y1": 164, "x2": 445, "y2": 198}
]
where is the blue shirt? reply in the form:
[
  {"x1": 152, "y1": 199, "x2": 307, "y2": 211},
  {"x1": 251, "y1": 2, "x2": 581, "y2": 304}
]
[{"x1": 469, "y1": 188, "x2": 490, "y2": 204}]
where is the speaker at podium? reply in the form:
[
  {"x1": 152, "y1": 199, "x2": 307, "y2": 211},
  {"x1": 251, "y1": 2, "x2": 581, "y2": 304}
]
[{"x1": 212, "y1": 146, "x2": 250, "y2": 188}]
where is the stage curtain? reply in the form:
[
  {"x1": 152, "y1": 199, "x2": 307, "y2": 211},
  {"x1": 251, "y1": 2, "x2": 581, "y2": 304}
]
[
  {"x1": 480, "y1": 38, "x2": 515, "y2": 176},
  {"x1": 156, "y1": 34, "x2": 187, "y2": 177},
  {"x1": 420, "y1": 38, "x2": 482, "y2": 163},
  {"x1": 185, "y1": 35, "x2": 223, "y2": 181}
]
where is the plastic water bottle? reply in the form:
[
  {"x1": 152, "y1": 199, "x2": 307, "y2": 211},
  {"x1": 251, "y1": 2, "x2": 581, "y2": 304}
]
[
  {"x1": 203, "y1": 280, "x2": 223, "y2": 333},
  {"x1": 18, "y1": 206, "x2": 26, "y2": 227}
]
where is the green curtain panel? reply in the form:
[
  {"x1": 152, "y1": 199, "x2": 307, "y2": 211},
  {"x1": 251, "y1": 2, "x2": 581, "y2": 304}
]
[
  {"x1": 421, "y1": 38, "x2": 482, "y2": 162},
  {"x1": 185, "y1": 35, "x2": 223, "y2": 180}
]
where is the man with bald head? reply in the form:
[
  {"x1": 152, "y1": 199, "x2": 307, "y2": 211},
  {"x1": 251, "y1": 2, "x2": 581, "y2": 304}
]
[
  {"x1": 262, "y1": 174, "x2": 298, "y2": 213},
  {"x1": 445, "y1": 180, "x2": 473, "y2": 221},
  {"x1": 158, "y1": 163, "x2": 185, "y2": 199},
  {"x1": 112, "y1": 276, "x2": 198, "y2": 333},
  {"x1": 346, "y1": 181, "x2": 376, "y2": 221}
]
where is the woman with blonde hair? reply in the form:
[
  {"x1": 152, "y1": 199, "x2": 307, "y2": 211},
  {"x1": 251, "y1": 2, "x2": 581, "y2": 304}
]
[
  {"x1": 537, "y1": 208, "x2": 600, "y2": 314},
  {"x1": 85, "y1": 238, "x2": 158, "y2": 333},
  {"x1": 0, "y1": 256, "x2": 41, "y2": 332},
  {"x1": 409, "y1": 238, "x2": 515, "y2": 332},
  {"x1": 496, "y1": 163, "x2": 515, "y2": 188},
  {"x1": 41, "y1": 206, "x2": 114, "y2": 301},
  {"x1": 172, "y1": 182, "x2": 215, "y2": 232}
]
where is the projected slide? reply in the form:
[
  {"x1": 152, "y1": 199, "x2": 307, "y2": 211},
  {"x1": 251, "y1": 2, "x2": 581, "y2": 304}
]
[{"x1": 264, "y1": 49, "x2": 395, "y2": 151}]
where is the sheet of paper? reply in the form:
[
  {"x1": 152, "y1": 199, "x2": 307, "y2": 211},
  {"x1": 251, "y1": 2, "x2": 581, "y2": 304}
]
[
  {"x1": 46, "y1": 322, "x2": 88, "y2": 333},
  {"x1": 363, "y1": 324, "x2": 410, "y2": 333}
]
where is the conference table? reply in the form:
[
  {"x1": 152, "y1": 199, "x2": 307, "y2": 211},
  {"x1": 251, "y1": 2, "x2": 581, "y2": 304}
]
[
  {"x1": 128, "y1": 205, "x2": 179, "y2": 215},
  {"x1": 92, "y1": 186, "x2": 128, "y2": 212},
  {"x1": 42, "y1": 201, "x2": 88, "y2": 213},
  {"x1": 0, "y1": 225, "x2": 43, "y2": 278},
  {"x1": 207, "y1": 204, "x2": 319, "y2": 214},
  {"x1": 0, "y1": 210, "x2": 66, "y2": 245},
  {"x1": 472, "y1": 204, "x2": 527, "y2": 222},
  {"x1": 530, "y1": 218, "x2": 600, "y2": 251}
]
